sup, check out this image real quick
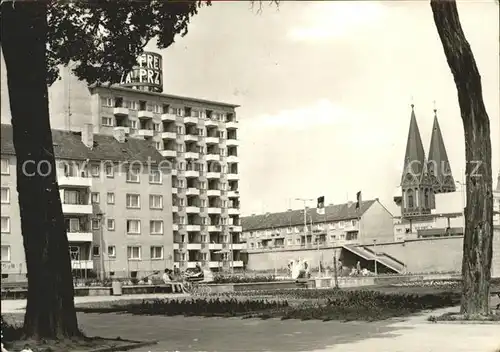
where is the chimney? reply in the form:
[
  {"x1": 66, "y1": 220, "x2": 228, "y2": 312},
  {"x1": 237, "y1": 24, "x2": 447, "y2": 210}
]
[
  {"x1": 81, "y1": 123, "x2": 94, "y2": 148},
  {"x1": 113, "y1": 127, "x2": 126, "y2": 143}
]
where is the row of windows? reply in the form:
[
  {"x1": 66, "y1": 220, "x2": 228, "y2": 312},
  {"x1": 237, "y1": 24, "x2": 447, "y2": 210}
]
[
  {"x1": 90, "y1": 245, "x2": 165, "y2": 260},
  {"x1": 246, "y1": 232, "x2": 358, "y2": 248},
  {"x1": 88, "y1": 192, "x2": 163, "y2": 210},
  {"x1": 101, "y1": 97, "x2": 234, "y2": 122},
  {"x1": 161, "y1": 143, "x2": 237, "y2": 155},
  {"x1": 244, "y1": 220, "x2": 359, "y2": 238}
]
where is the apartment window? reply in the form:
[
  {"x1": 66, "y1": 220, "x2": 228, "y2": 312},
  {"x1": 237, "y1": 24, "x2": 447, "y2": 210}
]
[
  {"x1": 101, "y1": 97, "x2": 113, "y2": 107},
  {"x1": 197, "y1": 128, "x2": 205, "y2": 136},
  {"x1": 150, "y1": 220, "x2": 163, "y2": 235},
  {"x1": 178, "y1": 216, "x2": 186, "y2": 225},
  {"x1": 201, "y1": 235, "x2": 207, "y2": 242},
  {"x1": 351, "y1": 220, "x2": 358, "y2": 227},
  {"x1": 220, "y1": 148, "x2": 226, "y2": 157},
  {"x1": 105, "y1": 164, "x2": 114, "y2": 177},
  {"x1": 127, "y1": 220, "x2": 141, "y2": 234},
  {"x1": 287, "y1": 227, "x2": 292, "y2": 234},
  {"x1": 66, "y1": 218, "x2": 80, "y2": 232},
  {"x1": 91, "y1": 192, "x2": 100, "y2": 204},
  {"x1": 90, "y1": 164, "x2": 100, "y2": 177},
  {"x1": 1, "y1": 217, "x2": 10, "y2": 233},
  {"x1": 150, "y1": 246, "x2": 164, "y2": 260},
  {"x1": 149, "y1": 195, "x2": 163, "y2": 209},
  {"x1": 153, "y1": 123, "x2": 160, "y2": 132},
  {"x1": 149, "y1": 168, "x2": 162, "y2": 184},
  {"x1": 200, "y1": 199, "x2": 207, "y2": 207},
  {"x1": 101, "y1": 117, "x2": 113, "y2": 126},
  {"x1": 92, "y1": 245, "x2": 100, "y2": 256},
  {"x1": 178, "y1": 162, "x2": 185, "y2": 171},
  {"x1": 130, "y1": 120, "x2": 138, "y2": 129},
  {"x1": 153, "y1": 105, "x2": 162, "y2": 114},
  {"x1": 107, "y1": 219, "x2": 115, "y2": 231},
  {"x1": 1, "y1": 246, "x2": 11, "y2": 262},
  {"x1": 127, "y1": 246, "x2": 141, "y2": 260},
  {"x1": 287, "y1": 238, "x2": 292, "y2": 245},
  {"x1": 176, "y1": 143, "x2": 184, "y2": 153},
  {"x1": 107, "y1": 245, "x2": 116, "y2": 258},
  {"x1": 1, "y1": 158, "x2": 9, "y2": 175},
  {"x1": 178, "y1": 179, "x2": 185, "y2": 188},
  {"x1": 1, "y1": 187, "x2": 10, "y2": 204},
  {"x1": 126, "y1": 168, "x2": 140, "y2": 183},
  {"x1": 92, "y1": 219, "x2": 100, "y2": 230},
  {"x1": 199, "y1": 181, "x2": 206, "y2": 190},
  {"x1": 107, "y1": 192, "x2": 115, "y2": 204},
  {"x1": 178, "y1": 198, "x2": 186, "y2": 206},
  {"x1": 155, "y1": 142, "x2": 162, "y2": 150},
  {"x1": 64, "y1": 191, "x2": 81, "y2": 204},
  {"x1": 174, "y1": 108, "x2": 183, "y2": 116},
  {"x1": 126, "y1": 194, "x2": 140, "y2": 208},
  {"x1": 218, "y1": 131, "x2": 225, "y2": 139},
  {"x1": 176, "y1": 125, "x2": 184, "y2": 135}
]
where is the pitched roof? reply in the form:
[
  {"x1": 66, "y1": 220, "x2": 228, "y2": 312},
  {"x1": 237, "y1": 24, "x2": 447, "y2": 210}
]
[
  {"x1": 241, "y1": 200, "x2": 377, "y2": 232},
  {"x1": 401, "y1": 105, "x2": 426, "y2": 185},
  {"x1": 427, "y1": 111, "x2": 455, "y2": 193},
  {"x1": 0, "y1": 124, "x2": 163, "y2": 163}
]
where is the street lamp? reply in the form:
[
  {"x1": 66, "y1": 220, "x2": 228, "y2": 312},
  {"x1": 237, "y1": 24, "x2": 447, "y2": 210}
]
[{"x1": 95, "y1": 210, "x2": 106, "y2": 280}]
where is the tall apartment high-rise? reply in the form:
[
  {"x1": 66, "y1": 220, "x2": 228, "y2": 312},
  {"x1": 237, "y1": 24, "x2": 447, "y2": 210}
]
[{"x1": 47, "y1": 52, "x2": 243, "y2": 271}]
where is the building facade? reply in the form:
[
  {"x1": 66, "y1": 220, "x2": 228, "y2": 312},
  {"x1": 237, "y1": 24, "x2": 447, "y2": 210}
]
[
  {"x1": 46, "y1": 62, "x2": 243, "y2": 271},
  {"x1": 1, "y1": 124, "x2": 173, "y2": 281},
  {"x1": 241, "y1": 199, "x2": 394, "y2": 250}
]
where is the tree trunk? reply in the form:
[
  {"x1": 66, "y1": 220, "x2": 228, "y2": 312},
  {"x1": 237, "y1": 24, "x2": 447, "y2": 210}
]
[
  {"x1": 430, "y1": 0, "x2": 493, "y2": 315},
  {"x1": 1, "y1": 2, "x2": 80, "y2": 338}
]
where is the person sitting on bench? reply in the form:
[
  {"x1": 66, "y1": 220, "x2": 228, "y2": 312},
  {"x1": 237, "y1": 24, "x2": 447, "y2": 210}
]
[{"x1": 163, "y1": 268, "x2": 186, "y2": 293}]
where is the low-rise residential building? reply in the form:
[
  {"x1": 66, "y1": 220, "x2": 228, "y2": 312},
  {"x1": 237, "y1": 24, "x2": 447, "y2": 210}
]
[
  {"x1": 241, "y1": 199, "x2": 394, "y2": 251},
  {"x1": 0, "y1": 123, "x2": 173, "y2": 281}
]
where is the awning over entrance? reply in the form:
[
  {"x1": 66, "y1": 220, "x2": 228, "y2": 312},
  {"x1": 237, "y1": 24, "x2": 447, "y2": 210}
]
[{"x1": 342, "y1": 245, "x2": 404, "y2": 273}]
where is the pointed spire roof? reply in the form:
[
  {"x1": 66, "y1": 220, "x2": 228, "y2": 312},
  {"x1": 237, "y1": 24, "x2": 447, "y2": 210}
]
[
  {"x1": 427, "y1": 108, "x2": 455, "y2": 193},
  {"x1": 401, "y1": 104, "x2": 426, "y2": 186}
]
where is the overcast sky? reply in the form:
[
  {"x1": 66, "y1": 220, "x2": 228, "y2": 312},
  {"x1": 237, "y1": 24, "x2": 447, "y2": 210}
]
[{"x1": 2, "y1": 1, "x2": 499, "y2": 216}]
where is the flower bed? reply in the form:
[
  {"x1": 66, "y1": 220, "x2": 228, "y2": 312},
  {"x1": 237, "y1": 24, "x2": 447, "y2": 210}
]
[
  {"x1": 212, "y1": 274, "x2": 279, "y2": 284},
  {"x1": 74, "y1": 288, "x2": 458, "y2": 322}
]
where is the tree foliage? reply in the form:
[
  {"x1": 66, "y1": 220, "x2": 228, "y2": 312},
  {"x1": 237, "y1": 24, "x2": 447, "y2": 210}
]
[{"x1": 44, "y1": 0, "x2": 210, "y2": 85}]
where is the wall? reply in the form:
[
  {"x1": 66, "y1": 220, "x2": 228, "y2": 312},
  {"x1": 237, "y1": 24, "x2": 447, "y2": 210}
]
[
  {"x1": 246, "y1": 228, "x2": 500, "y2": 277},
  {"x1": 91, "y1": 162, "x2": 174, "y2": 278},
  {"x1": 359, "y1": 200, "x2": 394, "y2": 245}
]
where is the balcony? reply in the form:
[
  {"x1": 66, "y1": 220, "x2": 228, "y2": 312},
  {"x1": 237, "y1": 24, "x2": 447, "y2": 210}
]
[
  {"x1": 207, "y1": 207, "x2": 222, "y2": 214},
  {"x1": 231, "y1": 243, "x2": 245, "y2": 250},
  {"x1": 205, "y1": 137, "x2": 219, "y2": 144},
  {"x1": 172, "y1": 187, "x2": 178, "y2": 195},
  {"x1": 227, "y1": 190, "x2": 239, "y2": 198},
  {"x1": 161, "y1": 131, "x2": 176, "y2": 139},
  {"x1": 186, "y1": 224, "x2": 201, "y2": 232},
  {"x1": 209, "y1": 243, "x2": 223, "y2": 250},
  {"x1": 185, "y1": 206, "x2": 200, "y2": 214},
  {"x1": 187, "y1": 243, "x2": 202, "y2": 250},
  {"x1": 161, "y1": 113, "x2": 177, "y2": 122},
  {"x1": 184, "y1": 152, "x2": 199, "y2": 159},
  {"x1": 207, "y1": 189, "x2": 221, "y2": 197},
  {"x1": 232, "y1": 260, "x2": 244, "y2": 267},
  {"x1": 172, "y1": 206, "x2": 179, "y2": 213},
  {"x1": 229, "y1": 225, "x2": 242, "y2": 232},
  {"x1": 184, "y1": 170, "x2": 200, "y2": 178},
  {"x1": 62, "y1": 203, "x2": 93, "y2": 215},
  {"x1": 173, "y1": 224, "x2": 179, "y2": 231},
  {"x1": 184, "y1": 116, "x2": 199, "y2": 125},
  {"x1": 226, "y1": 139, "x2": 239, "y2": 146},
  {"x1": 113, "y1": 107, "x2": 129, "y2": 116},
  {"x1": 206, "y1": 172, "x2": 221, "y2": 179},
  {"x1": 205, "y1": 120, "x2": 218, "y2": 127},
  {"x1": 136, "y1": 129, "x2": 154, "y2": 137},
  {"x1": 185, "y1": 188, "x2": 200, "y2": 196},
  {"x1": 207, "y1": 225, "x2": 222, "y2": 232},
  {"x1": 138, "y1": 110, "x2": 154, "y2": 119},
  {"x1": 227, "y1": 155, "x2": 238, "y2": 163},
  {"x1": 205, "y1": 154, "x2": 220, "y2": 162},
  {"x1": 225, "y1": 121, "x2": 238, "y2": 129},
  {"x1": 173, "y1": 243, "x2": 180, "y2": 250},
  {"x1": 227, "y1": 173, "x2": 239, "y2": 181},
  {"x1": 161, "y1": 150, "x2": 177, "y2": 158},
  {"x1": 228, "y1": 208, "x2": 240, "y2": 215},
  {"x1": 67, "y1": 231, "x2": 92, "y2": 242},
  {"x1": 58, "y1": 175, "x2": 92, "y2": 188},
  {"x1": 71, "y1": 260, "x2": 93, "y2": 270},
  {"x1": 184, "y1": 134, "x2": 198, "y2": 142},
  {"x1": 114, "y1": 126, "x2": 130, "y2": 134}
]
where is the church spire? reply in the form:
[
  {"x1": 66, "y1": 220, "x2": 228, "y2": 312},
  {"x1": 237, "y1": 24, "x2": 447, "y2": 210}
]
[
  {"x1": 427, "y1": 107, "x2": 456, "y2": 193},
  {"x1": 401, "y1": 104, "x2": 426, "y2": 186}
]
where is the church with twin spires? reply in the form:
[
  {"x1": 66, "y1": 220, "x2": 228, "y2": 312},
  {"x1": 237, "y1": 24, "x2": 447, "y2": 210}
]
[{"x1": 394, "y1": 104, "x2": 456, "y2": 219}]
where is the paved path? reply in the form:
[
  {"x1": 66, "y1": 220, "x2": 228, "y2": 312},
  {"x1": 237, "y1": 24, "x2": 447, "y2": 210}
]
[{"x1": 3, "y1": 297, "x2": 499, "y2": 351}]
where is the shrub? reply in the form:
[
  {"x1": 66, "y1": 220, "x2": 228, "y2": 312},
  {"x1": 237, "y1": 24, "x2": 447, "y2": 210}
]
[{"x1": 212, "y1": 274, "x2": 278, "y2": 284}]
